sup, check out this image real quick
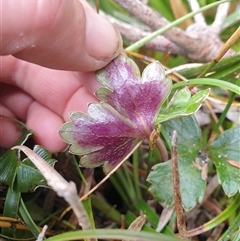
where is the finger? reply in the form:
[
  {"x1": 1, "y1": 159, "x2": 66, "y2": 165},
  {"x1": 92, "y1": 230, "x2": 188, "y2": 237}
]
[
  {"x1": 1, "y1": 0, "x2": 123, "y2": 71},
  {"x1": 26, "y1": 101, "x2": 67, "y2": 153},
  {"x1": 0, "y1": 99, "x2": 67, "y2": 153},
  {"x1": 0, "y1": 83, "x2": 33, "y2": 121},
  {"x1": 1, "y1": 56, "x2": 99, "y2": 118},
  {"x1": 1, "y1": 57, "x2": 100, "y2": 151},
  {"x1": 0, "y1": 104, "x2": 22, "y2": 148},
  {"x1": 0, "y1": 84, "x2": 67, "y2": 152},
  {"x1": 1, "y1": 82, "x2": 97, "y2": 151}
]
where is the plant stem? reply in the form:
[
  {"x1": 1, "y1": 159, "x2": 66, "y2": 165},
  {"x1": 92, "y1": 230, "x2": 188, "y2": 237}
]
[
  {"x1": 187, "y1": 195, "x2": 240, "y2": 237},
  {"x1": 125, "y1": 0, "x2": 234, "y2": 52},
  {"x1": 91, "y1": 194, "x2": 122, "y2": 224},
  {"x1": 133, "y1": 150, "x2": 142, "y2": 200},
  {"x1": 172, "y1": 78, "x2": 240, "y2": 95},
  {"x1": 71, "y1": 155, "x2": 87, "y2": 185},
  {"x1": 213, "y1": 90, "x2": 237, "y2": 133},
  {"x1": 19, "y1": 198, "x2": 40, "y2": 238},
  {"x1": 218, "y1": 211, "x2": 240, "y2": 241},
  {"x1": 197, "y1": 27, "x2": 240, "y2": 79},
  {"x1": 171, "y1": 131, "x2": 187, "y2": 239},
  {"x1": 155, "y1": 137, "x2": 168, "y2": 162}
]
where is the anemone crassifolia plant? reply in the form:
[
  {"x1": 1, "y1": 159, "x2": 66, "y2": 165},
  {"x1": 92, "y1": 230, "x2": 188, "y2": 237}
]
[
  {"x1": 59, "y1": 54, "x2": 211, "y2": 174},
  {"x1": 59, "y1": 55, "x2": 172, "y2": 173}
]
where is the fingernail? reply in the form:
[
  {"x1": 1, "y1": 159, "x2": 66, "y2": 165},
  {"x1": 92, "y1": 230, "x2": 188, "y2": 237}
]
[{"x1": 85, "y1": 8, "x2": 123, "y2": 62}]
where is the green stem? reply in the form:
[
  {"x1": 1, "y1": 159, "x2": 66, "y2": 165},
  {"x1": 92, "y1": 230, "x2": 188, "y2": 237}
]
[
  {"x1": 204, "y1": 195, "x2": 239, "y2": 231},
  {"x1": 198, "y1": 61, "x2": 219, "y2": 79},
  {"x1": 133, "y1": 150, "x2": 142, "y2": 200},
  {"x1": 218, "y1": 210, "x2": 240, "y2": 241},
  {"x1": 187, "y1": 195, "x2": 240, "y2": 237},
  {"x1": 213, "y1": 83, "x2": 238, "y2": 133},
  {"x1": 109, "y1": 174, "x2": 130, "y2": 205},
  {"x1": 19, "y1": 198, "x2": 40, "y2": 238},
  {"x1": 198, "y1": 27, "x2": 240, "y2": 78},
  {"x1": 71, "y1": 155, "x2": 87, "y2": 185},
  {"x1": 37, "y1": 208, "x2": 65, "y2": 226},
  {"x1": 172, "y1": 78, "x2": 240, "y2": 95},
  {"x1": 123, "y1": 164, "x2": 137, "y2": 202},
  {"x1": 91, "y1": 194, "x2": 122, "y2": 224},
  {"x1": 155, "y1": 137, "x2": 169, "y2": 162},
  {"x1": 160, "y1": 127, "x2": 172, "y2": 151},
  {"x1": 126, "y1": 0, "x2": 234, "y2": 51},
  {"x1": 232, "y1": 229, "x2": 240, "y2": 241}
]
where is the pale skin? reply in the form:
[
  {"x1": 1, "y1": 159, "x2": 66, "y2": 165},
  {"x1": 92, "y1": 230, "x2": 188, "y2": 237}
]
[{"x1": 0, "y1": 0, "x2": 123, "y2": 153}]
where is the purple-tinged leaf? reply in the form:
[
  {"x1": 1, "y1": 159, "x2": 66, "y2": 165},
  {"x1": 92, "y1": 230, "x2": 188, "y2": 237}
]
[
  {"x1": 96, "y1": 55, "x2": 172, "y2": 136},
  {"x1": 59, "y1": 55, "x2": 172, "y2": 172},
  {"x1": 60, "y1": 103, "x2": 139, "y2": 171}
]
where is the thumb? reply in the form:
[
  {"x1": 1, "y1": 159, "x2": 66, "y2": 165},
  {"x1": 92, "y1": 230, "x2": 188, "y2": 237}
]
[{"x1": 1, "y1": 0, "x2": 123, "y2": 71}]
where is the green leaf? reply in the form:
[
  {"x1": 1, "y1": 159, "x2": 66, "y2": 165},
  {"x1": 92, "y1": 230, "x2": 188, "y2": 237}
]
[
  {"x1": 223, "y1": 10, "x2": 240, "y2": 30},
  {"x1": 2, "y1": 188, "x2": 21, "y2": 237},
  {"x1": 147, "y1": 116, "x2": 206, "y2": 210},
  {"x1": 125, "y1": 212, "x2": 157, "y2": 232},
  {"x1": 0, "y1": 146, "x2": 56, "y2": 193},
  {"x1": 15, "y1": 146, "x2": 56, "y2": 192},
  {"x1": 172, "y1": 78, "x2": 239, "y2": 95},
  {"x1": 206, "y1": 61, "x2": 239, "y2": 80},
  {"x1": 16, "y1": 160, "x2": 48, "y2": 193},
  {"x1": 19, "y1": 198, "x2": 40, "y2": 238},
  {"x1": 0, "y1": 150, "x2": 19, "y2": 189},
  {"x1": 177, "y1": 54, "x2": 240, "y2": 80},
  {"x1": 156, "y1": 89, "x2": 209, "y2": 124},
  {"x1": 208, "y1": 128, "x2": 240, "y2": 196},
  {"x1": 45, "y1": 229, "x2": 181, "y2": 241},
  {"x1": 82, "y1": 198, "x2": 96, "y2": 231},
  {"x1": 134, "y1": 199, "x2": 161, "y2": 230}
]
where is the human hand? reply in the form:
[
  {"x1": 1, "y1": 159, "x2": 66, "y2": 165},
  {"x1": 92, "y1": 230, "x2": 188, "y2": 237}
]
[{"x1": 0, "y1": 0, "x2": 123, "y2": 153}]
